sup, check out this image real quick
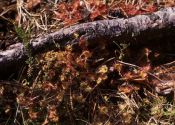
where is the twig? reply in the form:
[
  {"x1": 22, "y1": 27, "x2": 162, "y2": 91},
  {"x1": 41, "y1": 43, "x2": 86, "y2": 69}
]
[{"x1": 13, "y1": 102, "x2": 19, "y2": 124}]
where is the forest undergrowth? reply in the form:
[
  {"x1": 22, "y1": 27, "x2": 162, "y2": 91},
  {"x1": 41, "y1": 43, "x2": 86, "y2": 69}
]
[{"x1": 0, "y1": 0, "x2": 175, "y2": 124}]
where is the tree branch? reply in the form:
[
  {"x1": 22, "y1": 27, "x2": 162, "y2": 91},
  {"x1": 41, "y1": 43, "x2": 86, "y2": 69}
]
[{"x1": 1, "y1": 7, "x2": 175, "y2": 78}]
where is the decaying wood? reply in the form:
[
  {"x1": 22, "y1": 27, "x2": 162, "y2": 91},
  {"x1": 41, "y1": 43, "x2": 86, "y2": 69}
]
[{"x1": 0, "y1": 7, "x2": 175, "y2": 78}]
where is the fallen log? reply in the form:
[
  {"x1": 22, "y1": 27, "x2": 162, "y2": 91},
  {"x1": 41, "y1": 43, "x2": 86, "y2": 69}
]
[{"x1": 0, "y1": 7, "x2": 175, "y2": 78}]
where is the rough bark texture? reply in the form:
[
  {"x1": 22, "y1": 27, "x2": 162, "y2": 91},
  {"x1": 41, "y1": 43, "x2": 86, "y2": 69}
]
[{"x1": 0, "y1": 7, "x2": 175, "y2": 78}]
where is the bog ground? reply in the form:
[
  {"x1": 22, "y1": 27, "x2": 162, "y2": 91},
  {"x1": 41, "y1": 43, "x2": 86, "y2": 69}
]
[{"x1": 0, "y1": 0, "x2": 175, "y2": 124}]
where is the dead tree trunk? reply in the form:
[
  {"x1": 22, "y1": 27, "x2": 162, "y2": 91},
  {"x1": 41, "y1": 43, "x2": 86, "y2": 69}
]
[{"x1": 0, "y1": 7, "x2": 175, "y2": 78}]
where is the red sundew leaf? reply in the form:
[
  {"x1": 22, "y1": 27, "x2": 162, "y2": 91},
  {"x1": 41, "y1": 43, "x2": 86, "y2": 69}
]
[
  {"x1": 90, "y1": 4, "x2": 108, "y2": 20},
  {"x1": 119, "y1": 3, "x2": 157, "y2": 17},
  {"x1": 55, "y1": 0, "x2": 85, "y2": 25},
  {"x1": 145, "y1": 5, "x2": 157, "y2": 12},
  {"x1": 96, "y1": 4, "x2": 108, "y2": 14},
  {"x1": 42, "y1": 82, "x2": 56, "y2": 92},
  {"x1": 72, "y1": 0, "x2": 81, "y2": 9},
  {"x1": 120, "y1": 64, "x2": 150, "y2": 82},
  {"x1": 118, "y1": 85, "x2": 140, "y2": 94},
  {"x1": 57, "y1": 2, "x2": 67, "y2": 11},
  {"x1": 28, "y1": 109, "x2": 38, "y2": 120},
  {"x1": 142, "y1": 64, "x2": 151, "y2": 72},
  {"x1": 90, "y1": 11, "x2": 100, "y2": 20},
  {"x1": 55, "y1": 0, "x2": 108, "y2": 24},
  {"x1": 71, "y1": 11, "x2": 83, "y2": 21},
  {"x1": 127, "y1": 9, "x2": 139, "y2": 16},
  {"x1": 82, "y1": 50, "x2": 92, "y2": 58},
  {"x1": 76, "y1": 50, "x2": 92, "y2": 68},
  {"x1": 125, "y1": 4, "x2": 141, "y2": 16},
  {"x1": 48, "y1": 105, "x2": 59, "y2": 122},
  {"x1": 54, "y1": 11, "x2": 68, "y2": 20},
  {"x1": 123, "y1": 72, "x2": 134, "y2": 79}
]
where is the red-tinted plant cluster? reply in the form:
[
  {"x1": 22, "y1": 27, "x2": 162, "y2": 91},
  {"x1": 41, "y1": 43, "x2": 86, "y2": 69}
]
[
  {"x1": 1, "y1": 0, "x2": 175, "y2": 124},
  {"x1": 54, "y1": 0, "x2": 158, "y2": 26},
  {"x1": 54, "y1": 0, "x2": 109, "y2": 25}
]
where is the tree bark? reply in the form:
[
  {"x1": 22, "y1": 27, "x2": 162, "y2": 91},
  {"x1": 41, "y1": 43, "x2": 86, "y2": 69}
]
[{"x1": 0, "y1": 7, "x2": 175, "y2": 78}]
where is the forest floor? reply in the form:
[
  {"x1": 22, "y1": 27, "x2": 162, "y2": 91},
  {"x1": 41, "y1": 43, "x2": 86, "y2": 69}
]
[{"x1": 0, "y1": 0, "x2": 175, "y2": 124}]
